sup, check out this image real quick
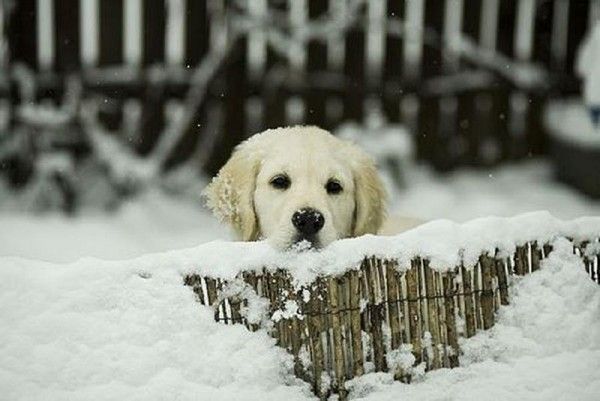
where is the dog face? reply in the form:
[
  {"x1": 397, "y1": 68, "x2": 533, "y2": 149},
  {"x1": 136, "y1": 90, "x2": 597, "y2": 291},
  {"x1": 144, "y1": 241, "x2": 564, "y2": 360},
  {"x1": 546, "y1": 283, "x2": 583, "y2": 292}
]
[{"x1": 204, "y1": 126, "x2": 386, "y2": 250}]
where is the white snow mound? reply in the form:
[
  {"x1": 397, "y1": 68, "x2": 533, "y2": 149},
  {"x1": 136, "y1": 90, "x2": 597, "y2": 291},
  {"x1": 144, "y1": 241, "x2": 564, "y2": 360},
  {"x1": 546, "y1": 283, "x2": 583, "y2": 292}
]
[{"x1": 0, "y1": 222, "x2": 599, "y2": 400}]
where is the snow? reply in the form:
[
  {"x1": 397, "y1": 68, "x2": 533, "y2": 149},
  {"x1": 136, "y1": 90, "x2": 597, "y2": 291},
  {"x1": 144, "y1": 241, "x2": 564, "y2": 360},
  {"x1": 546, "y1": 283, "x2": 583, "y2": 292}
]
[
  {"x1": 1, "y1": 236, "x2": 598, "y2": 400},
  {"x1": 1, "y1": 160, "x2": 600, "y2": 400},
  {"x1": 2, "y1": 161, "x2": 599, "y2": 265},
  {"x1": 576, "y1": 21, "x2": 600, "y2": 105},
  {"x1": 0, "y1": 191, "x2": 229, "y2": 263},
  {"x1": 544, "y1": 99, "x2": 600, "y2": 147},
  {"x1": 2, "y1": 124, "x2": 600, "y2": 399},
  {"x1": 345, "y1": 238, "x2": 600, "y2": 401},
  {"x1": 3, "y1": 204, "x2": 598, "y2": 287},
  {"x1": 0, "y1": 256, "x2": 312, "y2": 401},
  {"x1": 394, "y1": 160, "x2": 600, "y2": 220}
]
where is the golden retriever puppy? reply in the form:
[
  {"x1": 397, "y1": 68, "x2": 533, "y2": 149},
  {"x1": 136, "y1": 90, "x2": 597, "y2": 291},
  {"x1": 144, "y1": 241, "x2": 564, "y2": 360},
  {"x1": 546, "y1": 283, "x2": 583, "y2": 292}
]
[{"x1": 204, "y1": 126, "x2": 387, "y2": 250}]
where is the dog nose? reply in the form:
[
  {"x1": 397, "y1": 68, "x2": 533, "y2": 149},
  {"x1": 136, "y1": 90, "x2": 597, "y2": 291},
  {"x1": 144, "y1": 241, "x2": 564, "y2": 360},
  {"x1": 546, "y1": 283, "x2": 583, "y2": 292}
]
[{"x1": 292, "y1": 208, "x2": 325, "y2": 236}]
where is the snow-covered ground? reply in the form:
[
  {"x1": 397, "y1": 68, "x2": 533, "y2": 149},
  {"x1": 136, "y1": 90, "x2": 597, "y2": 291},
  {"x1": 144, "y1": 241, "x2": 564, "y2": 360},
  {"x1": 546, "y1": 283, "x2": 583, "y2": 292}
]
[
  {"x1": 0, "y1": 190, "x2": 229, "y2": 263},
  {"x1": 346, "y1": 240, "x2": 600, "y2": 401},
  {"x1": 0, "y1": 234, "x2": 598, "y2": 401},
  {"x1": 1, "y1": 160, "x2": 598, "y2": 263},
  {"x1": 392, "y1": 160, "x2": 600, "y2": 222},
  {"x1": 1, "y1": 158, "x2": 599, "y2": 400}
]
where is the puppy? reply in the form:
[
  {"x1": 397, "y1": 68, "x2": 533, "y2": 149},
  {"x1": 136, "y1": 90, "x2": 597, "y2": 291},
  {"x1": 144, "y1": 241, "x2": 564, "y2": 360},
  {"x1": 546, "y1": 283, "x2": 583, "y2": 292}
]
[{"x1": 204, "y1": 126, "x2": 387, "y2": 250}]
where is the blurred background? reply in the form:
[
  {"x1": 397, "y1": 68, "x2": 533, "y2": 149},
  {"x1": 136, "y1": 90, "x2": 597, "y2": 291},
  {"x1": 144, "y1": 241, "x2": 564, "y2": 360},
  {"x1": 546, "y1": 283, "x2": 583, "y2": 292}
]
[{"x1": 0, "y1": 0, "x2": 599, "y2": 262}]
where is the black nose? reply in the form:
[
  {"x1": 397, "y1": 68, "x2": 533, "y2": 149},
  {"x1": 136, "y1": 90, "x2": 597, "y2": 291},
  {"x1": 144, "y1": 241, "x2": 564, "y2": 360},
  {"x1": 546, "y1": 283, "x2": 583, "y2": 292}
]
[{"x1": 292, "y1": 208, "x2": 325, "y2": 236}]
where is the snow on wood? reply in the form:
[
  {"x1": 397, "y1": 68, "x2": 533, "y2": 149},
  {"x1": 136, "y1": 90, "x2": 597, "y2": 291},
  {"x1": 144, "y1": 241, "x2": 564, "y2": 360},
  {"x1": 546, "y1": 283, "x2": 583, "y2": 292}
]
[
  {"x1": 514, "y1": 0, "x2": 535, "y2": 61},
  {"x1": 123, "y1": 0, "x2": 142, "y2": 66},
  {"x1": 403, "y1": 0, "x2": 424, "y2": 79},
  {"x1": 479, "y1": 0, "x2": 500, "y2": 50},
  {"x1": 366, "y1": 0, "x2": 386, "y2": 83},
  {"x1": 177, "y1": 227, "x2": 599, "y2": 394},
  {"x1": 1, "y1": 219, "x2": 599, "y2": 400},
  {"x1": 80, "y1": 0, "x2": 99, "y2": 67},
  {"x1": 247, "y1": 0, "x2": 268, "y2": 79},
  {"x1": 113, "y1": 212, "x2": 600, "y2": 286},
  {"x1": 165, "y1": 0, "x2": 186, "y2": 66},
  {"x1": 36, "y1": 0, "x2": 54, "y2": 70},
  {"x1": 442, "y1": 0, "x2": 464, "y2": 71},
  {"x1": 184, "y1": 233, "x2": 599, "y2": 399}
]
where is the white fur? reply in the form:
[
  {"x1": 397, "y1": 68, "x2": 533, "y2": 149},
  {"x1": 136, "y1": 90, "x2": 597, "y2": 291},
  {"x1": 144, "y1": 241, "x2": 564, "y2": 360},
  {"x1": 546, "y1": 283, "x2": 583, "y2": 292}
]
[{"x1": 204, "y1": 126, "x2": 387, "y2": 249}]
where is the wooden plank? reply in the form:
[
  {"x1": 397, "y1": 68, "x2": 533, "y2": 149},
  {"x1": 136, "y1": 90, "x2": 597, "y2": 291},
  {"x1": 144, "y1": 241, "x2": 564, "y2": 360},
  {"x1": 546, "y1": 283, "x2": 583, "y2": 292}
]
[
  {"x1": 339, "y1": 272, "x2": 352, "y2": 379},
  {"x1": 530, "y1": 241, "x2": 542, "y2": 272},
  {"x1": 143, "y1": 0, "x2": 165, "y2": 65},
  {"x1": 348, "y1": 270, "x2": 364, "y2": 377},
  {"x1": 80, "y1": 0, "x2": 100, "y2": 67},
  {"x1": 366, "y1": 258, "x2": 386, "y2": 372},
  {"x1": 99, "y1": 0, "x2": 123, "y2": 65},
  {"x1": 307, "y1": 279, "x2": 325, "y2": 397},
  {"x1": 436, "y1": 271, "x2": 449, "y2": 367},
  {"x1": 343, "y1": 26, "x2": 364, "y2": 121},
  {"x1": 398, "y1": 270, "x2": 410, "y2": 357},
  {"x1": 461, "y1": 265, "x2": 476, "y2": 337},
  {"x1": 216, "y1": 279, "x2": 228, "y2": 324},
  {"x1": 479, "y1": 255, "x2": 495, "y2": 329},
  {"x1": 495, "y1": 254, "x2": 510, "y2": 305},
  {"x1": 8, "y1": 0, "x2": 38, "y2": 69},
  {"x1": 473, "y1": 262, "x2": 482, "y2": 329},
  {"x1": 328, "y1": 276, "x2": 346, "y2": 394},
  {"x1": 385, "y1": 261, "x2": 402, "y2": 351},
  {"x1": 205, "y1": 278, "x2": 218, "y2": 322},
  {"x1": 406, "y1": 259, "x2": 422, "y2": 365},
  {"x1": 185, "y1": 0, "x2": 209, "y2": 67},
  {"x1": 443, "y1": 272, "x2": 459, "y2": 367},
  {"x1": 416, "y1": 258, "x2": 430, "y2": 366},
  {"x1": 55, "y1": 0, "x2": 80, "y2": 71},
  {"x1": 424, "y1": 260, "x2": 441, "y2": 369},
  {"x1": 514, "y1": 245, "x2": 528, "y2": 275},
  {"x1": 36, "y1": 0, "x2": 54, "y2": 70}
]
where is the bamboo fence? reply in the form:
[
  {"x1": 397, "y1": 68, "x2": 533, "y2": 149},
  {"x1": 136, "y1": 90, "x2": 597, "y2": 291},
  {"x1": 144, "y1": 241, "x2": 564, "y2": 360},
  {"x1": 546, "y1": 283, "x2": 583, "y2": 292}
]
[{"x1": 184, "y1": 238, "x2": 600, "y2": 400}]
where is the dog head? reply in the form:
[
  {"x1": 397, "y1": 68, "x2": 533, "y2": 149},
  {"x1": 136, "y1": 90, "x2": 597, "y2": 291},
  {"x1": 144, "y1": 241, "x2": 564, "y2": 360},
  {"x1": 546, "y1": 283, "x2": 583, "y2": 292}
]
[{"x1": 204, "y1": 126, "x2": 386, "y2": 250}]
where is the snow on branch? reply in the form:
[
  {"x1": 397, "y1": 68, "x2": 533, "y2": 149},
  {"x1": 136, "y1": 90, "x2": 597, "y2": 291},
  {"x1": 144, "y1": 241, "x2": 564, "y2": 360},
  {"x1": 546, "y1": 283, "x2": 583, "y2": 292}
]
[
  {"x1": 148, "y1": 37, "x2": 239, "y2": 169},
  {"x1": 79, "y1": 98, "x2": 158, "y2": 186},
  {"x1": 232, "y1": 0, "x2": 368, "y2": 60}
]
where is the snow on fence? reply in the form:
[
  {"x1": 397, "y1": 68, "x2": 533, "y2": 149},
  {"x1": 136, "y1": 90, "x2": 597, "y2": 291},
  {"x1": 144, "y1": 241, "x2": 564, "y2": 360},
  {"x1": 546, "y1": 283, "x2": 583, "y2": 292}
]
[
  {"x1": 184, "y1": 214, "x2": 600, "y2": 400},
  {"x1": 1, "y1": 1, "x2": 598, "y2": 211}
]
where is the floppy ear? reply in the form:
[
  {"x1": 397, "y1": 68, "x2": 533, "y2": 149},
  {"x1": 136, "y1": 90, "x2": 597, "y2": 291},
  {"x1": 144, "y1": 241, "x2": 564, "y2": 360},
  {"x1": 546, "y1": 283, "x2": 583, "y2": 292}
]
[
  {"x1": 203, "y1": 144, "x2": 260, "y2": 241},
  {"x1": 350, "y1": 149, "x2": 387, "y2": 237}
]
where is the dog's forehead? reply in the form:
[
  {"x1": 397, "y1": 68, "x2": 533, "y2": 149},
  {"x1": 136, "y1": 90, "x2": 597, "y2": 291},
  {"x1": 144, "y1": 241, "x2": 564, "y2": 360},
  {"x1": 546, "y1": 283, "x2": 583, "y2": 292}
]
[{"x1": 258, "y1": 137, "x2": 350, "y2": 177}]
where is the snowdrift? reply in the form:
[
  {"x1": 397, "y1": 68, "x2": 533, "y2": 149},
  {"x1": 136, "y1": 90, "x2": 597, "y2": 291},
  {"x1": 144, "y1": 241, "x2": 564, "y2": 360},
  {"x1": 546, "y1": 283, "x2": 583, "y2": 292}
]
[
  {"x1": 1, "y1": 212, "x2": 599, "y2": 401},
  {"x1": 183, "y1": 212, "x2": 600, "y2": 399}
]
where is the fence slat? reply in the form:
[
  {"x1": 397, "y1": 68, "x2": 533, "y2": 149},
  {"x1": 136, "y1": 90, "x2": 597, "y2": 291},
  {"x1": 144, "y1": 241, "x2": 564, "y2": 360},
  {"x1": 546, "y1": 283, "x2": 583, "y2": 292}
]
[
  {"x1": 407, "y1": 259, "x2": 422, "y2": 366},
  {"x1": 328, "y1": 276, "x2": 345, "y2": 394},
  {"x1": 385, "y1": 261, "x2": 402, "y2": 351},
  {"x1": 443, "y1": 272, "x2": 459, "y2": 368},
  {"x1": 480, "y1": 255, "x2": 495, "y2": 329},
  {"x1": 424, "y1": 260, "x2": 442, "y2": 369},
  {"x1": 348, "y1": 269, "x2": 364, "y2": 378}
]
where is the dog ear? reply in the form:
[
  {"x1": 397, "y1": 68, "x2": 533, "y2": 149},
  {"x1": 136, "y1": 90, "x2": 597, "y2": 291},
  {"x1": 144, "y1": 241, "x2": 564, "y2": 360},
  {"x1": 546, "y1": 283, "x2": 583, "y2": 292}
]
[
  {"x1": 203, "y1": 144, "x2": 260, "y2": 241},
  {"x1": 350, "y1": 148, "x2": 387, "y2": 237}
]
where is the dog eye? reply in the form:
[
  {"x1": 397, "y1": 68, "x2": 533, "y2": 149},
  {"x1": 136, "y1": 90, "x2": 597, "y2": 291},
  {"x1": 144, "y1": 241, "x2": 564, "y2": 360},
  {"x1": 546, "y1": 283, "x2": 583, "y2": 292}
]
[
  {"x1": 325, "y1": 179, "x2": 343, "y2": 195},
  {"x1": 270, "y1": 175, "x2": 290, "y2": 190}
]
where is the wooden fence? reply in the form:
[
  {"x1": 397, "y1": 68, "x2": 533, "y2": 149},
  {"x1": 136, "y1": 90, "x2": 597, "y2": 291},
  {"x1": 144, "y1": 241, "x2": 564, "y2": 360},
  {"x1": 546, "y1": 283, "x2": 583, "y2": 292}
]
[
  {"x1": 184, "y1": 237, "x2": 599, "y2": 400},
  {"x1": 0, "y1": 1, "x2": 598, "y2": 205}
]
